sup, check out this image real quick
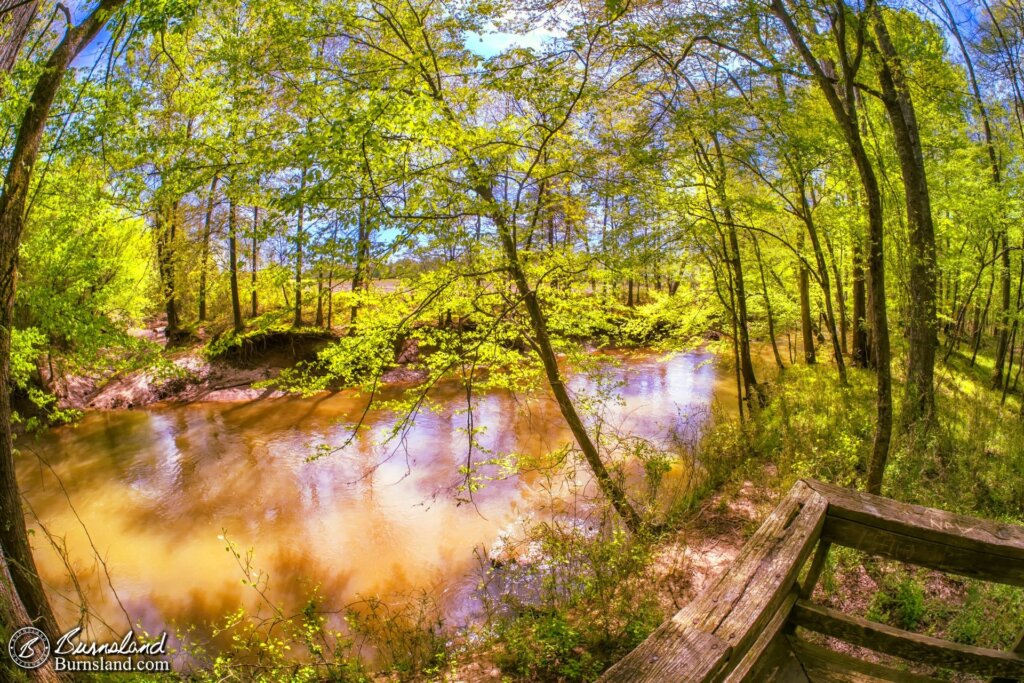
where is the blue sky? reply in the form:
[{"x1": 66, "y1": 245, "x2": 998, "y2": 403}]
[
  {"x1": 464, "y1": 27, "x2": 562, "y2": 58},
  {"x1": 74, "y1": 21, "x2": 560, "y2": 68}
]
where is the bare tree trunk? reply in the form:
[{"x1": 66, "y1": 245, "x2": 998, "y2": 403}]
[
  {"x1": 250, "y1": 206, "x2": 259, "y2": 318},
  {"x1": 0, "y1": 0, "x2": 38, "y2": 76},
  {"x1": 228, "y1": 199, "x2": 243, "y2": 333},
  {"x1": 198, "y1": 174, "x2": 219, "y2": 323}
]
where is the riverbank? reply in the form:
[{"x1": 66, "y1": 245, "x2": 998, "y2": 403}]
[
  {"x1": 40, "y1": 325, "x2": 422, "y2": 411},
  {"x1": 39, "y1": 312, "x2": 714, "y2": 413}
]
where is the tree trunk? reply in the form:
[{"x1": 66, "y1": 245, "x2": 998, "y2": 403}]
[
  {"x1": 773, "y1": 0, "x2": 892, "y2": 494},
  {"x1": 250, "y1": 206, "x2": 259, "y2": 319},
  {"x1": 852, "y1": 239, "x2": 868, "y2": 367},
  {"x1": 198, "y1": 174, "x2": 219, "y2": 323},
  {"x1": 753, "y1": 235, "x2": 785, "y2": 371},
  {"x1": 799, "y1": 233, "x2": 816, "y2": 365},
  {"x1": 723, "y1": 247, "x2": 745, "y2": 422},
  {"x1": 293, "y1": 169, "x2": 307, "y2": 328},
  {"x1": 994, "y1": 232, "x2": 1012, "y2": 387},
  {"x1": 350, "y1": 194, "x2": 370, "y2": 327},
  {"x1": 0, "y1": 546, "x2": 60, "y2": 682},
  {"x1": 800, "y1": 194, "x2": 847, "y2": 383},
  {"x1": 939, "y1": 0, "x2": 1008, "y2": 375},
  {"x1": 155, "y1": 200, "x2": 179, "y2": 334},
  {"x1": 973, "y1": 240, "x2": 998, "y2": 366},
  {"x1": 873, "y1": 11, "x2": 938, "y2": 423},
  {"x1": 710, "y1": 132, "x2": 759, "y2": 403},
  {"x1": 474, "y1": 180, "x2": 643, "y2": 533},
  {"x1": 822, "y1": 228, "x2": 849, "y2": 355},
  {"x1": 0, "y1": 0, "x2": 38, "y2": 76},
  {"x1": 0, "y1": 0, "x2": 127, "y2": 644},
  {"x1": 315, "y1": 266, "x2": 324, "y2": 328},
  {"x1": 228, "y1": 199, "x2": 243, "y2": 333},
  {"x1": 326, "y1": 268, "x2": 334, "y2": 330}
]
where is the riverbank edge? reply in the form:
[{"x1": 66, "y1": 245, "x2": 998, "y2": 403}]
[{"x1": 40, "y1": 328, "x2": 711, "y2": 413}]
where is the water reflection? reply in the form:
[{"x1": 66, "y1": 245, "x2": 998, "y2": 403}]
[{"x1": 17, "y1": 349, "x2": 727, "y2": 646}]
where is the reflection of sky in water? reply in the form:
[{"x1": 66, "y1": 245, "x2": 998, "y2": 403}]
[{"x1": 16, "y1": 349, "x2": 724, "y2": 643}]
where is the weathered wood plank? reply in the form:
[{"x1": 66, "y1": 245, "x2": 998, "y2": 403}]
[
  {"x1": 789, "y1": 637, "x2": 944, "y2": 683},
  {"x1": 991, "y1": 627, "x2": 1024, "y2": 683},
  {"x1": 821, "y1": 516, "x2": 1024, "y2": 586},
  {"x1": 724, "y1": 591, "x2": 805, "y2": 682},
  {"x1": 597, "y1": 622, "x2": 731, "y2": 682},
  {"x1": 799, "y1": 540, "x2": 832, "y2": 599},
  {"x1": 597, "y1": 482, "x2": 826, "y2": 682},
  {"x1": 712, "y1": 489, "x2": 828, "y2": 665},
  {"x1": 791, "y1": 600, "x2": 1024, "y2": 678},
  {"x1": 668, "y1": 482, "x2": 815, "y2": 630},
  {"x1": 803, "y1": 480, "x2": 1024, "y2": 567}
]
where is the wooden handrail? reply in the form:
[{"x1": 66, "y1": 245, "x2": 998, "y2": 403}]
[
  {"x1": 805, "y1": 480, "x2": 1024, "y2": 563},
  {"x1": 598, "y1": 481, "x2": 827, "y2": 682},
  {"x1": 788, "y1": 638, "x2": 944, "y2": 683},
  {"x1": 599, "y1": 480, "x2": 1024, "y2": 682},
  {"x1": 792, "y1": 600, "x2": 1024, "y2": 678}
]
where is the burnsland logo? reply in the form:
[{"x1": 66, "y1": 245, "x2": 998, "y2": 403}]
[
  {"x1": 7, "y1": 626, "x2": 171, "y2": 673},
  {"x1": 7, "y1": 627, "x2": 49, "y2": 670}
]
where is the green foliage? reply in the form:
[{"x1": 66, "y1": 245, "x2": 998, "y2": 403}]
[
  {"x1": 946, "y1": 582, "x2": 1024, "y2": 648},
  {"x1": 479, "y1": 520, "x2": 664, "y2": 682},
  {"x1": 10, "y1": 327, "x2": 80, "y2": 428},
  {"x1": 867, "y1": 574, "x2": 926, "y2": 631},
  {"x1": 618, "y1": 290, "x2": 718, "y2": 347},
  {"x1": 179, "y1": 536, "x2": 370, "y2": 682},
  {"x1": 746, "y1": 365, "x2": 874, "y2": 487},
  {"x1": 495, "y1": 611, "x2": 603, "y2": 682},
  {"x1": 19, "y1": 162, "x2": 154, "y2": 361},
  {"x1": 7, "y1": 0, "x2": 1024, "y2": 678}
]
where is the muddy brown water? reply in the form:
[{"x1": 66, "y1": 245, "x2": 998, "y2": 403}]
[{"x1": 17, "y1": 348, "x2": 734, "y2": 654}]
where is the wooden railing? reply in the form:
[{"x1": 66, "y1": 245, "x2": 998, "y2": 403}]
[{"x1": 598, "y1": 479, "x2": 1024, "y2": 682}]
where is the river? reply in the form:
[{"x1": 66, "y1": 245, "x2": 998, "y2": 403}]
[{"x1": 16, "y1": 348, "x2": 731, "y2": 655}]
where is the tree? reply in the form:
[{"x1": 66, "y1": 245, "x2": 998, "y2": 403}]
[
  {"x1": 0, "y1": 0, "x2": 129, "y2": 644},
  {"x1": 771, "y1": 0, "x2": 894, "y2": 494},
  {"x1": 0, "y1": 0, "x2": 38, "y2": 75},
  {"x1": 871, "y1": 7, "x2": 938, "y2": 424}
]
